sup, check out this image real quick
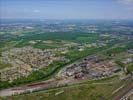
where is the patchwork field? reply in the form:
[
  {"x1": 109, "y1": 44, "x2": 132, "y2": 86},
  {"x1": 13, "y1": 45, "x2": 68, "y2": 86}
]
[{"x1": 0, "y1": 20, "x2": 133, "y2": 99}]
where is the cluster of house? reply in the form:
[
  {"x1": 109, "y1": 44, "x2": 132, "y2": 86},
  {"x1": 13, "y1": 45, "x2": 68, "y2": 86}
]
[
  {"x1": 122, "y1": 49, "x2": 133, "y2": 64},
  {"x1": 75, "y1": 42, "x2": 107, "y2": 51},
  {"x1": 0, "y1": 62, "x2": 32, "y2": 81},
  {"x1": 60, "y1": 56, "x2": 121, "y2": 80},
  {"x1": 0, "y1": 47, "x2": 68, "y2": 82},
  {"x1": 127, "y1": 49, "x2": 133, "y2": 54},
  {"x1": 122, "y1": 58, "x2": 133, "y2": 64}
]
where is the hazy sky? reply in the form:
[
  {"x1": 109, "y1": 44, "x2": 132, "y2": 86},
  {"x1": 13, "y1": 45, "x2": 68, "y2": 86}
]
[{"x1": 0, "y1": 0, "x2": 133, "y2": 19}]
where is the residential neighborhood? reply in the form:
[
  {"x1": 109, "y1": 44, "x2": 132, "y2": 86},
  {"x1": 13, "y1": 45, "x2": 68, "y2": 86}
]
[{"x1": 0, "y1": 47, "x2": 68, "y2": 81}]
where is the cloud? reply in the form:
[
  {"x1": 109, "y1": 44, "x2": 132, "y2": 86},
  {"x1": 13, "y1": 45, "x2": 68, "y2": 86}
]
[
  {"x1": 118, "y1": 0, "x2": 133, "y2": 5},
  {"x1": 33, "y1": 10, "x2": 40, "y2": 13},
  {"x1": 118, "y1": 0, "x2": 133, "y2": 11}
]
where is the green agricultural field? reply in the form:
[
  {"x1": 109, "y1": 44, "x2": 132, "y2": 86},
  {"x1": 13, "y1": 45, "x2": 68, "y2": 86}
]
[
  {"x1": 18, "y1": 32, "x2": 101, "y2": 43},
  {"x1": 33, "y1": 42, "x2": 63, "y2": 49},
  {"x1": 0, "y1": 41, "x2": 6, "y2": 48},
  {"x1": 76, "y1": 34, "x2": 99, "y2": 43},
  {"x1": 15, "y1": 40, "x2": 31, "y2": 48}
]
